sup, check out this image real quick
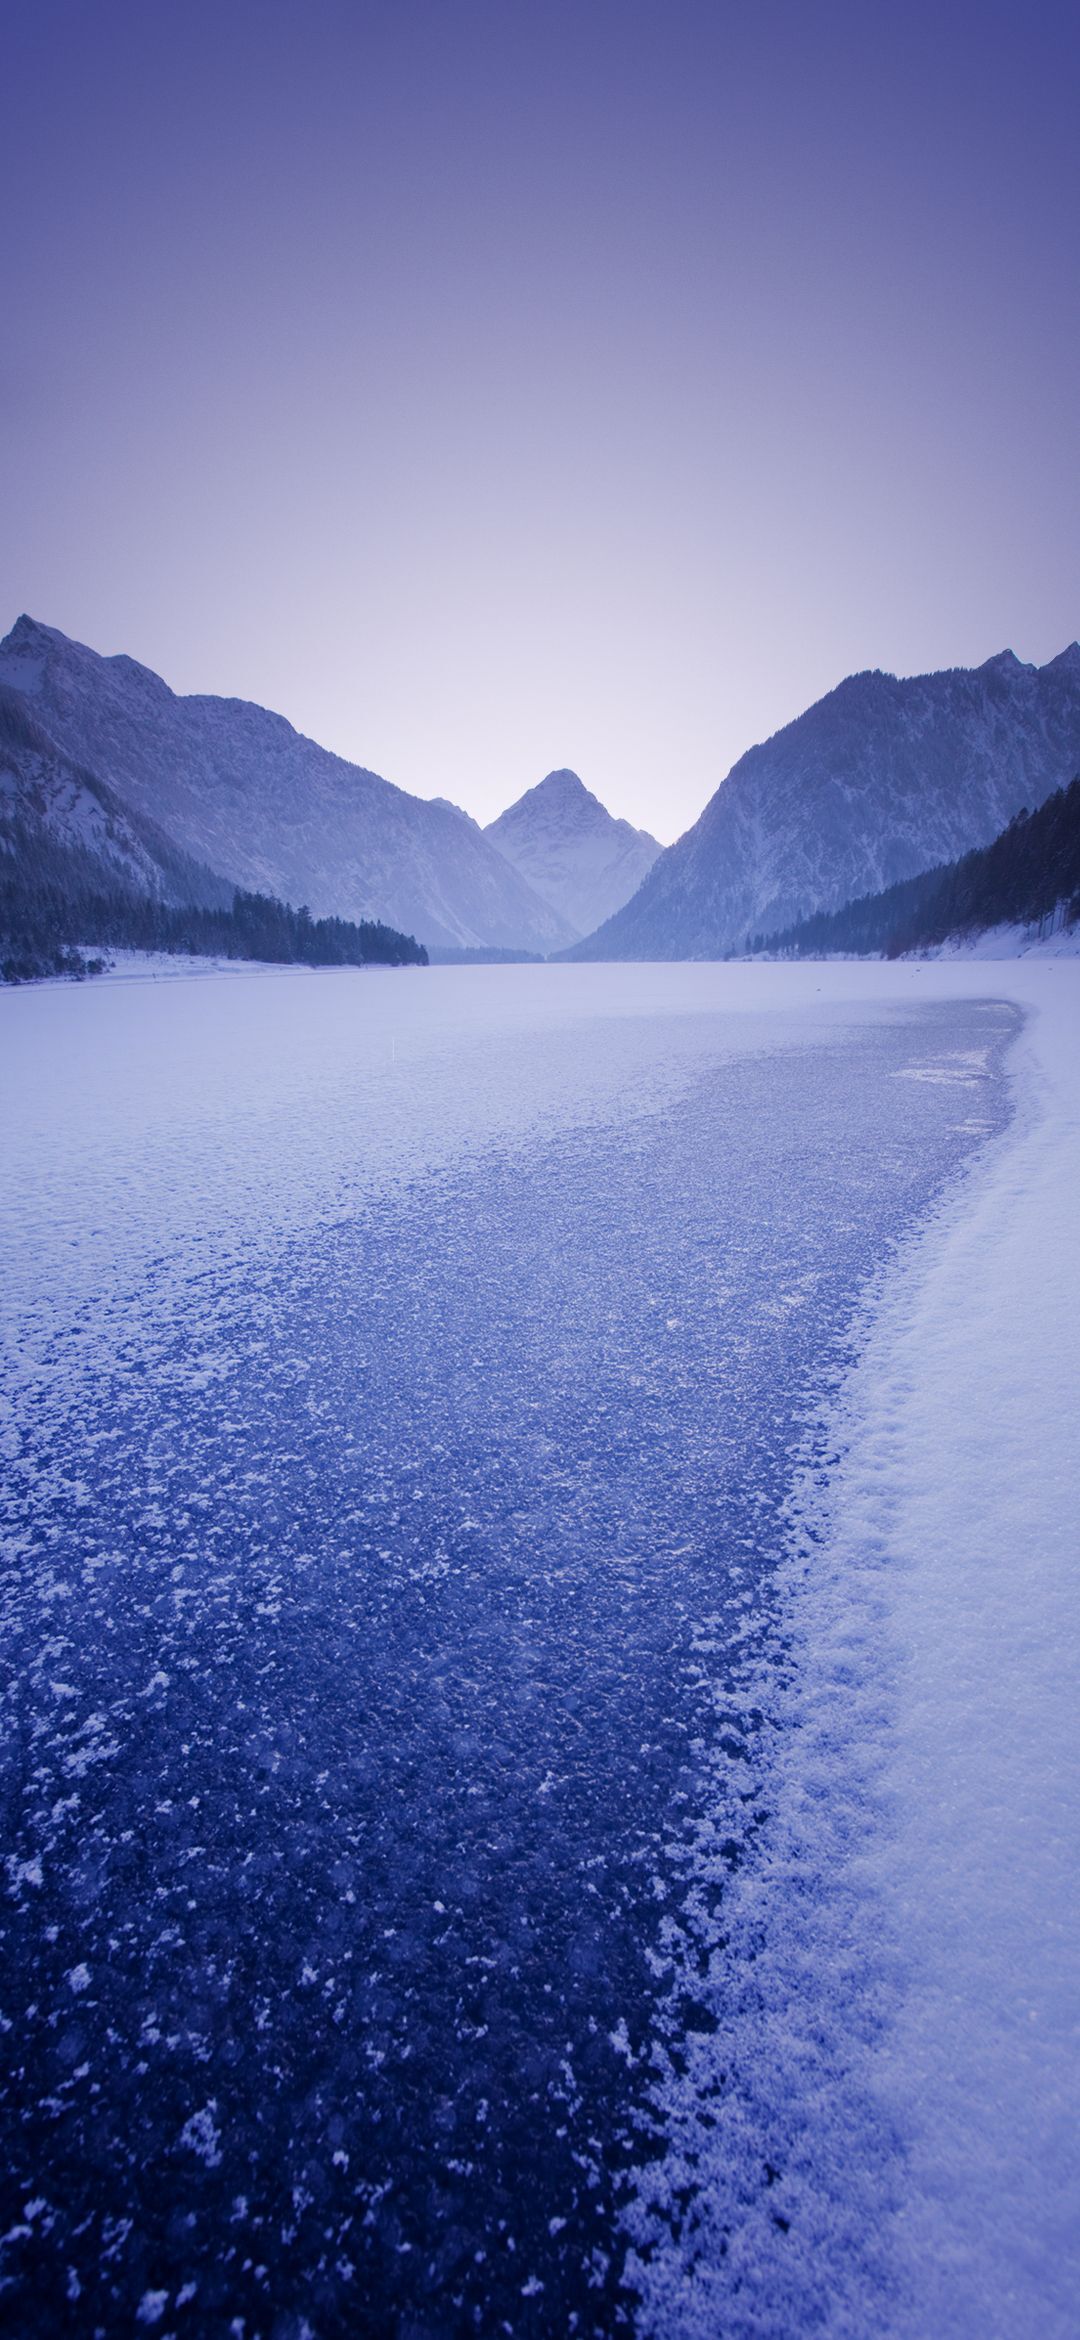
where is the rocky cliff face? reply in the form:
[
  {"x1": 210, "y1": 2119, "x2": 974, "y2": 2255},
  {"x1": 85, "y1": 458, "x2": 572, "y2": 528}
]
[
  {"x1": 0, "y1": 618, "x2": 569, "y2": 953},
  {"x1": 568, "y1": 648, "x2": 1080, "y2": 958},
  {"x1": 484, "y1": 769, "x2": 660, "y2": 940}
]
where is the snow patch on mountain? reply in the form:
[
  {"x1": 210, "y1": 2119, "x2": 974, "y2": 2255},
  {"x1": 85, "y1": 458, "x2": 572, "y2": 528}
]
[{"x1": 485, "y1": 768, "x2": 661, "y2": 940}]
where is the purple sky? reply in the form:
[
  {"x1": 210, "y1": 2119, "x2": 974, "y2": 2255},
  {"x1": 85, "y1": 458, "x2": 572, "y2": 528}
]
[{"x1": 2, "y1": 1, "x2": 1077, "y2": 841}]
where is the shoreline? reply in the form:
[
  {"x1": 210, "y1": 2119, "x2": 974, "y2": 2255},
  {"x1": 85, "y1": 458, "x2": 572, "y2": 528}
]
[{"x1": 630, "y1": 960, "x2": 1080, "y2": 2337}]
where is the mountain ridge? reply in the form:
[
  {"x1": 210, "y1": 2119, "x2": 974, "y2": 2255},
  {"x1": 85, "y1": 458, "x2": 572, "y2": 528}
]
[
  {"x1": 745, "y1": 775, "x2": 1080, "y2": 959},
  {"x1": 565, "y1": 646, "x2": 1080, "y2": 959},
  {"x1": 0, "y1": 616, "x2": 572, "y2": 953}
]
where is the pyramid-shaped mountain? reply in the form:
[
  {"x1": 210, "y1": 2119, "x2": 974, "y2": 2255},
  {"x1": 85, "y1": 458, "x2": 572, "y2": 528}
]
[{"x1": 485, "y1": 769, "x2": 660, "y2": 941}]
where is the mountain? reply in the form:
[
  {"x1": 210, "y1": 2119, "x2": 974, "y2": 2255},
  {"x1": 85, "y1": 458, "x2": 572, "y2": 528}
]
[
  {"x1": 0, "y1": 683, "x2": 232, "y2": 909},
  {"x1": 747, "y1": 775, "x2": 1080, "y2": 960},
  {"x1": 430, "y1": 796, "x2": 481, "y2": 829},
  {"x1": 566, "y1": 647, "x2": 1080, "y2": 959},
  {"x1": 0, "y1": 617, "x2": 569, "y2": 954},
  {"x1": 0, "y1": 683, "x2": 425, "y2": 979},
  {"x1": 484, "y1": 769, "x2": 661, "y2": 940}
]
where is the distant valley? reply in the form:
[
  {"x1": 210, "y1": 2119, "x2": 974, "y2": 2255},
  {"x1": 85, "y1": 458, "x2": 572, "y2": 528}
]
[
  {"x1": 0, "y1": 618, "x2": 566, "y2": 955},
  {"x1": 0, "y1": 619, "x2": 653, "y2": 956},
  {"x1": 2, "y1": 615, "x2": 1079, "y2": 972},
  {"x1": 484, "y1": 768, "x2": 660, "y2": 938}
]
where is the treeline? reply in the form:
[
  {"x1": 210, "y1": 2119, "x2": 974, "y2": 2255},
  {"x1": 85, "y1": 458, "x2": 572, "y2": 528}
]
[
  {"x1": 0, "y1": 857, "x2": 427, "y2": 983},
  {"x1": 425, "y1": 945, "x2": 544, "y2": 966},
  {"x1": 746, "y1": 775, "x2": 1080, "y2": 959}
]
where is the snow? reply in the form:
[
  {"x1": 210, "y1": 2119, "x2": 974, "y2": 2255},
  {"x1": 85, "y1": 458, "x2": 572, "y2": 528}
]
[
  {"x1": 484, "y1": 769, "x2": 661, "y2": 939},
  {"x1": 826, "y1": 959, "x2": 1080, "y2": 2335},
  {"x1": 923, "y1": 915, "x2": 1080, "y2": 958},
  {"x1": 0, "y1": 960, "x2": 934, "y2": 1371},
  {"x1": 70, "y1": 947, "x2": 299, "y2": 981},
  {"x1": 1, "y1": 956, "x2": 1077, "y2": 2333},
  {"x1": 625, "y1": 956, "x2": 1080, "y2": 2340}
]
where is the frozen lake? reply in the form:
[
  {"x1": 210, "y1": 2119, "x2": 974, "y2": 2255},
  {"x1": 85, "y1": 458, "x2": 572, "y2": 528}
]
[{"x1": 0, "y1": 965, "x2": 1017, "y2": 2336}]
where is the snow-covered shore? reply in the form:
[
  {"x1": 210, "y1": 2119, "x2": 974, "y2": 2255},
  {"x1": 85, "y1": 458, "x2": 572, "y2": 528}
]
[
  {"x1": 829, "y1": 959, "x2": 1080, "y2": 2335},
  {"x1": 630, "y1": 955, "x2": 1080, "y2": 2339},
  {"x1": 922, "y1": 914, "x2": 1080, "y2": 959},
  {"x1": 64, "y1": 947, "x2": 345, "y2": 983}
]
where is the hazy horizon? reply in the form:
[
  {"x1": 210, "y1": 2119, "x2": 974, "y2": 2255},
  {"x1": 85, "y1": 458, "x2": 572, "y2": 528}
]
[{"x1": 3, "y1": 0, "x2": 1077, "y2": 843}]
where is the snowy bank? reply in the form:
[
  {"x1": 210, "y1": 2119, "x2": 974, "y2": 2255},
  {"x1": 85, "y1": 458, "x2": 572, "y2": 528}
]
[
  {"x1": 920, "y1": 915, "x2": 1080, "y2": 959},
  {"x1": 70, "y1": 947, "x2": 366, "y2": 983},
  {"x1": 629, "y1": 957, "x2": 1080, "y2": 2340},
  {"x1": 834, "y1": 960, "x2": 1080, "y2": 2336}
]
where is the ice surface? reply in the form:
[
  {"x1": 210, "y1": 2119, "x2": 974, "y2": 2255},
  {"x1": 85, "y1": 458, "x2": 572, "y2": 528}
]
[
  {"x1": 0, "y1": 959, "x2": 1075, "y2": 2335},
  {"x1": 0, "y1": 961, "x2": 936, "y2": 1379}
]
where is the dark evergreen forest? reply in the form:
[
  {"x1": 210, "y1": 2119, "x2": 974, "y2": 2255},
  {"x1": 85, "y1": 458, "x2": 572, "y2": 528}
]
[
  {"x1": 745, "y1": 775, "x2": 1080, "y2": 959},
  {"x1": 0, "y1": 831, "x2": 427, "y2": 982}
]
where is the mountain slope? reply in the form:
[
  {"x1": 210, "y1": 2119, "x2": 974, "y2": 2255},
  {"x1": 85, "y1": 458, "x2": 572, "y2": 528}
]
[
  {"x1": 748, "y1": 776, "x2": 1080, "y2": 959},
  {"x1": 0, "y1": 683, "x2": 232, "y2": 909},
  {"x1": 567, "y1": 647, "x2": 1080, "y2": 959},
  {"x1": 484, "y1": 769, "x2": 660, "y2": 940},
  {"x1": 0, "y1": 617, "x2": 568, "y2": 953}
]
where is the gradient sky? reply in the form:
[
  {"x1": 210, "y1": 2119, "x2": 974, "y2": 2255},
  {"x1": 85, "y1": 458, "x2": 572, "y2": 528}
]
[{"x1": 2, "y1": 0, "x2": 1077, "y2": 840}]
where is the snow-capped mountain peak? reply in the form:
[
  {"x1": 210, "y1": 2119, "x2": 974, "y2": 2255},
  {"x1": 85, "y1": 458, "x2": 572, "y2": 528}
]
[{"x1": 484, "y1": 770, "x2": 661, "y2": 940}]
